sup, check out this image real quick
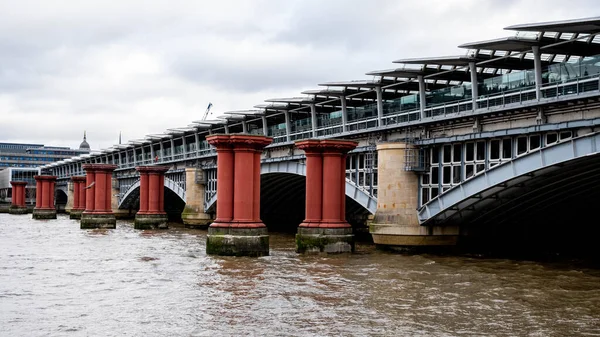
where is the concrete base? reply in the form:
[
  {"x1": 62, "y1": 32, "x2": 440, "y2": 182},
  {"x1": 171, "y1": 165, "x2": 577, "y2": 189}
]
[
  {"x1": 134, "y1": 213, "x2": 168, "y2": 230},
  {"x1": 369, "y1": 223, "x2": 459, "y2": 247},
  {"x1": 206, "y1": 226, "x2": 269, "y2": 257},
  {"x1": 182, "y1": 207, "x2": 213, "y2": 229},
  {"x1": 296, "y1": 227, "x2": 355, "y2": 254},
  {"x1": 9, "y1": 206, "x2": 29, "y2": 215},
  {"x1": 80, "y1": 213, "x2": 116, "y2": 229},
  {"x1": 69, "y1": 210, "x2": 83, "y2": 220},
  {"x1": 32, "y1": 208, "x2": 57, "y2": 220}
]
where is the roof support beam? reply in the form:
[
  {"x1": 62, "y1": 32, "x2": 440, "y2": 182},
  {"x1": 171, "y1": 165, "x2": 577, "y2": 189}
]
[
  {"x1": 261, "y1": 116, "x2": 268, "y2": 137},
  {"x1": 310, "y1": 103, "x2": 317, "y2": 138},
  {"x1": 284, "y1": 110, "x2": 292, "y2": 142},
  {"x1": 340, "y1": 95, "x2": 348, "y2": 132},
  {"x1": 469, "y1": 62, "x2": 479, "y2": 111},
  {"x1": 418, "y1": 75, "x2": 426, "y2": 120},
  {"x1": 375, "y1": 85, "x2": 384, "y2": 126},
  {"x1": 532, "y1": 45, "x2": 543, "y2": 100},
  {"x1": 242, "y1": 120, "x2": 248, "y2": 133}
]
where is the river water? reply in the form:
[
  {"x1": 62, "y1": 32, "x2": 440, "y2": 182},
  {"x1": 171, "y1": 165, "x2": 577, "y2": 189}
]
[{"x1": 1, "y1": 214, "x2": 599, "y2": 337}]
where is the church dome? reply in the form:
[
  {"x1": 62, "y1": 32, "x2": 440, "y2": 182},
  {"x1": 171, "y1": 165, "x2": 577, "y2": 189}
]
[{"x1": 79, "y1": 131, "x2": 90, "y2": 150}]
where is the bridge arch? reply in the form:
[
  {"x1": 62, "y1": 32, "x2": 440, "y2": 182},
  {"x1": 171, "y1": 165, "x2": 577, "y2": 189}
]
[
  {"x1": 418, "y1": 132, "x2": 600, "y2": 227},
  {"x1": 118, "y1": 177, "x2": 186, "y2": 210},
  {"x1": 204, "y1": 161, "x2": 377, "y2": 220}
]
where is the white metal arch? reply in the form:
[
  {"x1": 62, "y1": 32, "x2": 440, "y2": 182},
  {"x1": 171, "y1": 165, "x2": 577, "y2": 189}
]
[
  {"x1": 118, "y1": 177, "x2": 186, "y2": 209},
  {"x1": 204, "y1": 161, "x2": 377, "y2": 214},
  {"x1": 418, "y1": 131, "x2": 600, "y2": 225}
]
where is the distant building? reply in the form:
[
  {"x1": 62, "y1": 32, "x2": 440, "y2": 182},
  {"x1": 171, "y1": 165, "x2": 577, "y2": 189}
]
[
  {"x1": 0, "y1": 132, "x2": 91, "y2": 169},
  {"x1": 0, "y1": 133, "x2": 91, "y2": 204}
]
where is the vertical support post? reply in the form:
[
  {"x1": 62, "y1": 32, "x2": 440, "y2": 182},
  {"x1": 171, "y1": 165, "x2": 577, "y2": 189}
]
[
  {"x1": 375, "y1": 85, "x2": 384, "y2": 126},
  {"x1": 532, "y1": 45, "x2": 543, "y2": 100},
  {"x1": 469, "y1": 62, "x2": 479, "y2": 110},
  {"x1": 310, "y1": 104, "x2": 317, "y2": 138},
  {"x1": 418, "y1": 75, "x2": 427, "y2": 119},
  {"x1": 340, "y1": 95, "x2": 348, "y2": 132},
  {"x1": 261, "y1": 115, "x2": 268, "y2": 136},
  {"x1": 284, "y1": 111, "x2": 292, "y2": 142}
]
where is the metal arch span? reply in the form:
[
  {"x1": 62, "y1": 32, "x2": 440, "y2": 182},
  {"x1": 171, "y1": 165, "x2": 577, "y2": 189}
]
[
  {"x1": 118, "y1": 177, "x2": 186, "y2": 209},
  {"x1": 204, "y1": 161, "x2": 378, "y2": 214},
  {"x1": 418, "y1": 132, "x2": 600, "y2": 226}
]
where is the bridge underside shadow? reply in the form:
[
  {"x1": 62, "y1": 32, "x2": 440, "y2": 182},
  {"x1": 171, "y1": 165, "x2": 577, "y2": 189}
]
[
  {"x1": 119, "y1": 187, "x2": 186, "y2": 221},
  {"x1": 452, "y1": 155, "x2": 600, "y2": 258},
  {"x1": 260, "y1": 173, "x2": 371, "y2": 233}
]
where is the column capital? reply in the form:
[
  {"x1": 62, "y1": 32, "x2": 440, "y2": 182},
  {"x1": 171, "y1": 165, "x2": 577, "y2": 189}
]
[
  {"x1": 229, "y1": 134, "x2": 273, "y2": 151},
  {"x1": 71, "y1": 176, "x2": 87, "y2": 183},
  {"x1": 34, "y1": 175, "x2": 57, "y2": 181},
  {"x1": 10, "y1": 181, "x2": 28, "y2": 187},
  {"x1": 206, "y1": 134, "x2": 233, "y2": 150},
  {"x1": 136, "y1": 166, "x2": 170, "y2": 174},
  {"x1": 82, "y1": 164, "x2": 117, "y2": 172}
]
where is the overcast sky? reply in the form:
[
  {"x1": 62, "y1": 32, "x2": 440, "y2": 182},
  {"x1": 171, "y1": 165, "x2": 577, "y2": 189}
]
[{"x1": 0, "y1": 0, "x2": 597, "y2": 150}]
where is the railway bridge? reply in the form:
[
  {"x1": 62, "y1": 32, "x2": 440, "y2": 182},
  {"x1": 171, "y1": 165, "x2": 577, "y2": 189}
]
[{"x1": 23, "y1": 17, "x2": 600, "y2": 255}]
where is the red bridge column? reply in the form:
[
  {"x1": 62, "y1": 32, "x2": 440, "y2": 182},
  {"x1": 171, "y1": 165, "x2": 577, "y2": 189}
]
[
  {"x1": 80, "y1": 164, "x2": 117, "y2": 229},
  {"x1": 206, "y1": 134, "x2": 272, "y2": 257},
  {"x1": 295, "y1": 139, "x2": 357, "y2": 254},
  {"x1": 33, "y1": 175, "x2": 57, "y2": 220},
  {"x1": 134, "y1": 166, "x2": 170, "y2": 229},
  {"x1": 70, "y1": 176, "x2": 87, "y2": 219},
  {"x1": 9, "y1": 181, "x2": 28, "y2": 215}
]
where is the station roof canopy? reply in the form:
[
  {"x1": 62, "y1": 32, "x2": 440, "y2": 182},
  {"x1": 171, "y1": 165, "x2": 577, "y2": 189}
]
[
  {"x1": 504, "y1": 16, "x2": 600, "y2": 34},
  {"x1": 223, "y1": 110, "x2": 264, "y2": 116}
]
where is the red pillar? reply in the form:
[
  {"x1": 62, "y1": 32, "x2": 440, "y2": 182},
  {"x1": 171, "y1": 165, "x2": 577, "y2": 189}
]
[
  {"x1": 34, "y1": 175, "x2": 57, "y2": 210},
  {"x1": 79, "y1": 178, "x2": 86, "y2": 210},
  {"x1": 139, "y1": 172, "x2": 149, "y2": 213},
  {"x1": 10, "y1": 181, "x2": 27, "y2": 207},
  {"x1": 207, "y1": 135, "x2": 235, "y2": 224},
  {"x1": 206, "y1": 134, "x2": 272, "y2": 228},
  {"x1": 296, "y1": 140, "x2": 323, "y2": 228},
  {"x1": 135, "y1": 166, "x2": 170, "y2": 215},
  {"x1": 71, "y1": 176, "x2": 87, "y2": 211},
  {"x1": 85, "y1": 171, "x2": 95, "y2": 212},
  {"x1": 296, "y1": 139, "x2": 357, "y2": 229},
  {"x1": 82, "y1": 164, "x2": 117, "y2": 214}
]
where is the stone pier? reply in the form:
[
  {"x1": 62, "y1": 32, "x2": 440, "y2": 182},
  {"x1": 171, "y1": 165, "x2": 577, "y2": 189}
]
[
  {"x1": 182, "y1": 168, "x2": 213, "y2": 228},
  {"x1": 32, "y1": 175, "x2": 57, "y2": 219},
  {"x1": 9, "y1": 181, "x2": 28, "y2": 215},
  {"x1": 69, "y1": 176, "x2": 86, "y2": 219},
  {"x1": 134, "y1": 166, "x2": 170, "y2": 229},
  {"x1": 205, "y1": 134, "x2": 272, "y2": 256},
  {"x1": 295, "y1": 139, "x2": 358, "y2": 254},
  {"x1": 80, "y1": 164, "x2": 117, "y2": 229},
  {"x1": 369, "y1": 142, "x2": 458, "y2": 248}
]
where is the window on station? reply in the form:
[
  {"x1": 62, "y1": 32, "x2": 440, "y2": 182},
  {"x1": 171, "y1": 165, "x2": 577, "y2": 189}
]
[
  {"x1": 442, "y1": 145, "x2": 452, "y2": 164},
  {"x1": 431, "y1": 146, "x2": 439, "y2": 164},
  {"x1": 517, "y1": 136, "x2": 528, "y2": 155},
  {"x1": 465, "y1": 142, "x2": 474, "y2": 161},
  {"x1": 431, "y1": 167, "x2": 439, "y2": 185},
  {"x1": 502, "y1": 139, "x2": 512, "y2": 159},
  {"x1": 546, "y1": 133, "x2": 558, "y2": 145},
  {"x1": 559, "y1": 131, "x2": 572, "y2": 140},
  {"x1": 490, "y1": 140, "x2": 500, "y2": 160},
  {"x1": 476, "y1": 141, "x2": 485, "y2": 160},
  {"x1": 453, "y1": 144, "x2": 462, "y2": 163},
  {"x1": 530, "y1": 135, "x2": 541, "y2": 150}
]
